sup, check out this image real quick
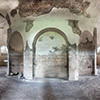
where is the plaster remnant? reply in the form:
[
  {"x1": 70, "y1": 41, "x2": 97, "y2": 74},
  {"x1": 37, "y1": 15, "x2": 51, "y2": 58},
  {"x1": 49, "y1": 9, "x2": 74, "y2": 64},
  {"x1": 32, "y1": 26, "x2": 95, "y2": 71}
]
[
  {"x1": 79, "y1": 30, "x2": 93, "y2": 46},
  {"x1": 61, "y1": 44, "x2": 67, "y2": 54},
  {"x1": 38, "y1": 37, "x2": 43, "y2": 41},
  {"x1": 25, "y1": 41, "x2": 30, "y2": 50},
  {"x1": 79, "y1": 30, "x2": 95, "y2": 51},
  {"x1": 52, "y1": 45, "x2": 67, "y2": 54},
  {"x1": 52, "y1": 47, "x2": 60, "y2": 52},
  {"x1": 68, "y1": 20, "x2": 81, "y2": 36},
  {"x1": 49, "y1": 50, "x2": 53, "y2": 54},
  {"x1": 68, "y1": 43, "x2": 77, "y2": 52},
  {"x1": 18, "y1": 0, "x2": 90, "y2": 17},
  {"x1": 49, "y1": 36, "x2": 54, "y2": 40},
  {"x1": 23, "y1": 20, "x2": 34, "y2": 32}
]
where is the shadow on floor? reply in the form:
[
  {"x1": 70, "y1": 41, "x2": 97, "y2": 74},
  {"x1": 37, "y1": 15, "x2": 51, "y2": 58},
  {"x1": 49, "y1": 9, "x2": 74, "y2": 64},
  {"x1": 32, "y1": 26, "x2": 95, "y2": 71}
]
[{"x1": 42, "y1": 82, "x2": 57, "y2": 100}]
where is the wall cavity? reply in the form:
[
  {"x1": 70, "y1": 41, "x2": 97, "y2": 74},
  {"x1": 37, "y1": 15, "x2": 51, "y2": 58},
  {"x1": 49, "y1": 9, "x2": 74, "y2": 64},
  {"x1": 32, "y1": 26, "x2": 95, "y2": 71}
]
[
  {"x1": 9, "y1": 32, "x2": 23, "y2": 75},
  {"x1": 23, "y1": 20, "x2": 34, "y2": 32}
]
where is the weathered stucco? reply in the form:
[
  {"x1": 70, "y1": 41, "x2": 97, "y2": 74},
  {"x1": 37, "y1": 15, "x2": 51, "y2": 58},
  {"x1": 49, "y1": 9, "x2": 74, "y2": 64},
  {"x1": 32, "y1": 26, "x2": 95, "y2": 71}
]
[
  {"x1": 0, "y1": 0, "x2": 100, "y2": 80},
  {"x1": 7, "y1": 6, "x2": 97, "y2": 80}
]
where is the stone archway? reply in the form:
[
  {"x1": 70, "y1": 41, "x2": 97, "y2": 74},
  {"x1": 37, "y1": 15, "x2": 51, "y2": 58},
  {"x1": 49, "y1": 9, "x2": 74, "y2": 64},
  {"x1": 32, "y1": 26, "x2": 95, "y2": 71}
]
[
  {"x1": 8, "y1": 31, "x2": 24, "y2": 75},
  {"x1": 33, "y1": 28, "x2": 69, "y2": 79}
]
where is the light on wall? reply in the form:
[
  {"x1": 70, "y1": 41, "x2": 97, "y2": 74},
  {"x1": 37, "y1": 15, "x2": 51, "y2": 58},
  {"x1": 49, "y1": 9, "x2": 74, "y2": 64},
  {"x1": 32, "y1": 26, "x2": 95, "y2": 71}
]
[
  {"x1": 0, "y1": 46, "x2": 8, "y2": 55},
  {"x1": 97, "y1": 47, "x2": 100, "y2": 53}
]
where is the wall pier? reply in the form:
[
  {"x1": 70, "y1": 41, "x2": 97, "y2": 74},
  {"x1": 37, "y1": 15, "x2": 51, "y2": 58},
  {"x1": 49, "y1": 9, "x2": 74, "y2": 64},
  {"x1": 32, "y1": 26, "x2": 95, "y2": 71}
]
[
  {"x1": 24, "y1": 41, "x2": 33, "y2": 79},
  {"x1": 68, "y1": 45, "x2": 79, "y2": 80}
]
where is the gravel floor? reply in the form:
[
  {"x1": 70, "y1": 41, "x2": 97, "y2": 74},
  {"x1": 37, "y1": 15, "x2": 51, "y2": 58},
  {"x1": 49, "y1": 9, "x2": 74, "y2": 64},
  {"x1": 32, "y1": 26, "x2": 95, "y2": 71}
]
[{"x1": 0, "y1": 66, "x2": 100, "y2": 100}]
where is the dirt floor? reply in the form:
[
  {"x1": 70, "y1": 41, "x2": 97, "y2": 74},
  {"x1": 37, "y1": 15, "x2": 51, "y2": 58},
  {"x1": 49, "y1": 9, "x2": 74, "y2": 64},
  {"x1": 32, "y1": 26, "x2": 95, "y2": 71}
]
[{"x1": 0, "y1": 66, "x2": 100, "y2": 100}]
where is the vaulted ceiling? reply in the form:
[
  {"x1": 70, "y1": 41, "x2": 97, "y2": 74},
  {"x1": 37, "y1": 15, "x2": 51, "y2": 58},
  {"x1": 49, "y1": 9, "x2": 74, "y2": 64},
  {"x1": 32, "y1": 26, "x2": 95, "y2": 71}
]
[{"x1": 0, "y1": 0, "x2": 100, "y2": 18}]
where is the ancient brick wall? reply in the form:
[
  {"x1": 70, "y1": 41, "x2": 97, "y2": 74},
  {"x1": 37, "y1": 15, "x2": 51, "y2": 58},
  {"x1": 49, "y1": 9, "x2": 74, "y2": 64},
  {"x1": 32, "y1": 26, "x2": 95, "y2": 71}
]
[
  {"x1": 9, "y1": 51, "x2": 23, "y2": 73},
  {"x1": 78, "y1": 52, "x2": 94, "y2": 75},
  {"x1": 78, "y1": 30, "x2": 95, "y2": 75},
  {"x1": 35, "y1": 55, "x2": 67, "y2": 78}
]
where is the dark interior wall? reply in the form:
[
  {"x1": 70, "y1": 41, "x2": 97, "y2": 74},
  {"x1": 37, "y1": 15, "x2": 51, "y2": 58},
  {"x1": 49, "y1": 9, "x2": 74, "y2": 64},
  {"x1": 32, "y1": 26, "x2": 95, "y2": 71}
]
[{"x1": 9, "y1": 32, "x2": 23, "y2": 73}]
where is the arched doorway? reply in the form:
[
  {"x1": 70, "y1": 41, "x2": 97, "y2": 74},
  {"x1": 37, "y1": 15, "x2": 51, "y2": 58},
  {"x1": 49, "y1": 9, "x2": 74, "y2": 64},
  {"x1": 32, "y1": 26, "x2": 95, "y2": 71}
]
[
  {"x1": 33, "y1": 28, "x2": 68, "y2": 79},
  {"x1": 8, "y1": 31, "x2": 24, "y2": 75}
]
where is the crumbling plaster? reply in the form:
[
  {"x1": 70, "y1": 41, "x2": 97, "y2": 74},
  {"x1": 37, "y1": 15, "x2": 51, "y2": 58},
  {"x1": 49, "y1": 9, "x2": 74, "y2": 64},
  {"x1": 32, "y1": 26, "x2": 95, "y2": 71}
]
[
  {"x1": 0, "y1": 0, "x2": 100, "y2": 80},
  {"x1": 6, "y1": 0, "x2": 99, "y2": 80},
  {"x1": 11, "y1": 15, "x2": 80, "y2": 49},
  {"x1": 10, "y1": 15, "x2": 95, "y2": 49},
  {"x1": 7, "y1": 0, "x2": 100, "y2": 48}
]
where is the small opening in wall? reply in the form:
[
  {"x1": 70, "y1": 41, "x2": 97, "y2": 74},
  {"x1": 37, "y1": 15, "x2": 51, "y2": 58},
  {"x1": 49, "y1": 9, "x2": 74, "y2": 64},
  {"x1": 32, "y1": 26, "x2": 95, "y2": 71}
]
[
  {"x1": 97, "y1": 46, "x2": 100, "y2": 67},
  {"x1": 97, "y1": 47, "x2": 100, "y2": 53},
  {"x1": 0, "y1": 46, "x2": 8, "y2": 66},
  {"x1": 0, "y1": 46, "x2": 8, "y2": 55}
]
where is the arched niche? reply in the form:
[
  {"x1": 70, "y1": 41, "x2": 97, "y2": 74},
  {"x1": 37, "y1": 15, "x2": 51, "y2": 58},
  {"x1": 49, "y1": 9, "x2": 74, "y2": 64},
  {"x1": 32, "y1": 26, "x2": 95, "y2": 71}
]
[
  {"x1": 33, "y1": 28, "x2": 69, "y2": 79},
  {"x1": 8, "y1": 31, "x2": 24, "y2": 75},
  {"x1": 79, "y1": 30, "x2": 94, "y2": 51},
  {"x1": 78, "y1": 30, "x2": 95, "y2": 76}
]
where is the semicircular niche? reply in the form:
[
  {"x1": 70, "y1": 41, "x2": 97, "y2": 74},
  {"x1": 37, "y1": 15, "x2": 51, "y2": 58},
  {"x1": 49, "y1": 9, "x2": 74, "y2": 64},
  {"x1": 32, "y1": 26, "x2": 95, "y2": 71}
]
[
  {"x1": 35, "y1": 31, "x2": 68, "y2": 79},
  {"x1": 9, "y1": 32, "x2": 23, "y2": 75}
]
